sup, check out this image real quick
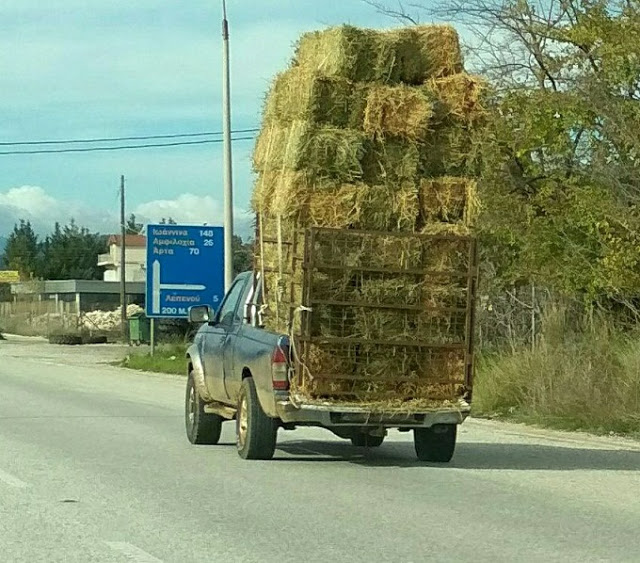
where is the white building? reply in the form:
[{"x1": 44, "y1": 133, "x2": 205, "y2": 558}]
[{"x1": 98, "y1": 235, "x2": 147, "y2": 282}]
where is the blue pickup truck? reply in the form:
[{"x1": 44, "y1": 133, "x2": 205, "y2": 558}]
[{"x1": 184, "y1": 270, "x2": 472, "y2": 462}]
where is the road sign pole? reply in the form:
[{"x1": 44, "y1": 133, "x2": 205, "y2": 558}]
[
  {"x1": 222, "y1": 0, "x2": 234, "y2": 292},
  {"x1": 120, "y1": 175, "x2": 127, "y2": 342},
  {"x1": 150, "y1": 318, "x2": 155, "y2": 356}
]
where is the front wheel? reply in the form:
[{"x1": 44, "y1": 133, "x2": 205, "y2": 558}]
[
  {"x1": 236, "y1": 378, "x2": 278, "y2": 460},
  {"x1": 185, "y1": 372, "x2": 223, "y2": 445},
  {"x1": 414, "y1": 424, "x2": 457, "y2": 462}
]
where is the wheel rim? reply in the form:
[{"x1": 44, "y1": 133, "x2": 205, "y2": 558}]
[
  {"x1": 187, "y1": 385, "x2": 196, "y2": 428},
  {"x1": 237, "y1": 394, "x2": 248, "y2": 448}
]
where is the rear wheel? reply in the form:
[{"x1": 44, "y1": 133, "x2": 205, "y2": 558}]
[
  {"x1": 351, "y1": 433, "x2": 385, "y2": 448},
  {"x1": 236, "y1": 378, "x2": 278, "y2": 460},
  {"x1": 414, "y1": 424, "x2": 457, "y2": 462},
  {"x1": 185, "y1": 372, "x2": 223, "y2": 445}
]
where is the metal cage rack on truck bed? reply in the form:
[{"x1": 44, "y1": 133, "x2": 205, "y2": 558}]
[{"x1": 255, "y1": 222, "x2": 478, "y2": 406}]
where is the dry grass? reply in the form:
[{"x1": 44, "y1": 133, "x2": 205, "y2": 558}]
[
  {"x1": 363, "y1": 84, "x2": 433, "y2": 141},
  {"x1": 474, "y1": 316, "x2": 640, "y2": 436}
]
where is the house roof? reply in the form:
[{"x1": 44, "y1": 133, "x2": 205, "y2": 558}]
[{"x1": 107, "y1": 234, "x2": 147, "y2": 248}]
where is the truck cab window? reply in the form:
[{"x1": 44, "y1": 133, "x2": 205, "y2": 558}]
[{"x1": 217, "y1": 279, "x2": 246, "y2": 325}]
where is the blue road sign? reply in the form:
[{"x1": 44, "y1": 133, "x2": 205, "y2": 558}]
[{"x1": 145, "y1": 225, "x2": 224, "y2": 319}]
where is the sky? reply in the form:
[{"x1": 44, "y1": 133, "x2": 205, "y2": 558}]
[{"x1": 0, "y1": 0, "x2": 436, "y2": 240}]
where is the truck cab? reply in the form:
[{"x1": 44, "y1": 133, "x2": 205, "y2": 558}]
[{"x1": 185, "y1": 271, "x2": 470, "y2": 462}]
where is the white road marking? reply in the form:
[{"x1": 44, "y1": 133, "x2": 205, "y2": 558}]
[
  {"x1": 105, "y1": 542, "x2": 163, "y2": 562},
  {"x1": 0, "y1": 468, "x2": 28, "y2": 488}
]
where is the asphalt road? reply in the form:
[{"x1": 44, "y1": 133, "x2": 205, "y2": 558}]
[{"x1": 1, "y1": 335, "x2": 640, "y2": 563}]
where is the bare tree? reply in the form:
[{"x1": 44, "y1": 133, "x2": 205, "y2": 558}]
[{"x1": 361, "y1": 0, "x2": 422, "y2": 24}]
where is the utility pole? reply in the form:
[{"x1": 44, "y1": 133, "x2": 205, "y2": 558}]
[
  {"x1": 120, "y1": 175, "x2": 127, "y2": 341},
  {"x1": 222, "y1": 0, "x2": 234, "y2": 292}
]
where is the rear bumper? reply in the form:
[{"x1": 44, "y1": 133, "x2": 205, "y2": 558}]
[{"x1": 276, "y1": 399, "x2": 470, "y2": 429}]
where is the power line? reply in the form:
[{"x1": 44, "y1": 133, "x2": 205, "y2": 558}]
[
  {"x1": 0, "y1": 136, "x2": 256, "y2": 156},
  {"x1": 0, "y1": 128, "x2": 260, "y2": 146}
]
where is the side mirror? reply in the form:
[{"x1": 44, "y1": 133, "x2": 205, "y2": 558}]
[{"x1": 189, "y1": 305, "x2": 213, "y2": 324}]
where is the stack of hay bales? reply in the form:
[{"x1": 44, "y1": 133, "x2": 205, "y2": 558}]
[{"x1": 252, "y1": 24, "x2": 484, "y2": 406}]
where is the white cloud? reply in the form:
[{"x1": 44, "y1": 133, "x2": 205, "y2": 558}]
[
  {"x1": 134, "y1": 193, "x2": 253, "y2": 237},
  {"x1": 0, "y1": 185, "x2": 119, "y2": 235},
  {"x1": 0, "y1": 185, "x2": 253, "y2": 239},
  {"x1": 0, "y1": 186, "x2": 59, "y2": 217}
]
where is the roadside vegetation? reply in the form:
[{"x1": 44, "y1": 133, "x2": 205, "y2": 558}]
[
  {"x1": 473, "y1": 312, "x2": 640, "y2": 437},
  {"x1": 120, "y1": 343, "x2": 187, "y2": 376}
]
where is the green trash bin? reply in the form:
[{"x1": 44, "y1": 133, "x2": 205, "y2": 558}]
[{"x1": 129, "y1": 313, "x2": 151, "y2": 346}]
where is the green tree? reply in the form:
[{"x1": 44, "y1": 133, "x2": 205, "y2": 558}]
[
  {"x1": 369, "y1": 0, "x2": 640, "y2": 302},
  {"x1": 159, "y1": 217, "x2": 177, "y2": 225},
  {"x1": 40, "y1": 220, "x2": 107, "y2": 280},
  {"x1": 2, "y1": 220, "x2": 39, "y2": 280},
  {"x1": 233, "y1": 235, "x2": 254, "y2": 276}
]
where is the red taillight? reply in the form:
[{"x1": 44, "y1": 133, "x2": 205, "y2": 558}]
[{"x1": 271, "y1": 345, "x2": 289, "y2": 391}]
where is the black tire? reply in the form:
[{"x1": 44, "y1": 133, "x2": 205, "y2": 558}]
[
  {"x1": 48, "y1": 334, "x2": 82, "y2": 346},
  {"x1": 351, "y1": 433, "x2": 385, "y2": 448},
  {"x1": 236, "y1": 378, "x2": 278, "y2": 460},
  {"x1": 84, "y1": 335, "x2": 108, "y2": 345},
  {"x1": 414, "y1": 424, "x2": 457, "y2": 463},
  {"x1": 185, "y1": 372, "x2": 223, "y2": 445}
]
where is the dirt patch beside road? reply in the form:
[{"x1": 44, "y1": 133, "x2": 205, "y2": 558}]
[{"x1": 0, "y1": 333, "x2": 133, "y2": 368}]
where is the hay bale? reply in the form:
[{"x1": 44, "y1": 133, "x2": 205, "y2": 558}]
[
  {"x1": 252, "y1": 122, "x2": 287, "y2": 172},
  {"x1": 422, "y1": 238, "x2": 470, "y2": 274},
  {"x1": 362, "y1": 235, "x2": 424, "y2": 270},
  {"x1": 375, "y1": 27, "x2": 423, "y2": 84},
  {"x1": 421, "y1": 223, "x2": 473, "y2": 236},
  {"x1": 419, "y1": 177, "x2": 479, "y2": 226},
  {"x1": 306, "y1": 183, "x2": 361, "y2": 228},
  {"x1": 363, "y1": 84, "x2": 433, "y2": 141},
  {"x1": 361, "y1": 139, "x2": 420, "y2": 184},
  {"x1": 301, "y1": 127, "x2": 366, "y2": 181},
  {"x1": 415, "y1": 310, "x2": 467, "y2": 344},
  {"x1": 354, "y1": 182, "x2": 419, "y2": 232},
  {"x1": 311, "y1": 271, "x2": 357, "y2": 302},
  {"x1": 251, "y1": 171, "x2": 281, "y2": 214},
  {"x1": 270, "y1": 172, "x2": 315, "y2": 218},
  {"x1": 264, "y1": 68, "x2": 356, "y2": 127},
  {"x1": 348, "y1": 83, "x2": 371, "y2": 129},
  {"x1": 419, "y1": 124, "x2": 473, "y2": 177},
  {"x1": 427, "y1": 74, "x2": 486, "y2": 124},
  {"x1": 294, "y1": 26, "x2": 380, "y2": 81},
  {"x1": 411, "y1": 25, "x2": 464, "y2": 80},
  {"x1": 294, "y1": 25, "x2": 463, "y2": 84},
  {"x1": 303, "y1": 182, "x2": 419, "y2": 232},
  {"x1": 359, "y1": 277, "x2": 422, "y2": 306},
  {"x1": 253, "y1": 121, "x2": 366, "y2": 182}
]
